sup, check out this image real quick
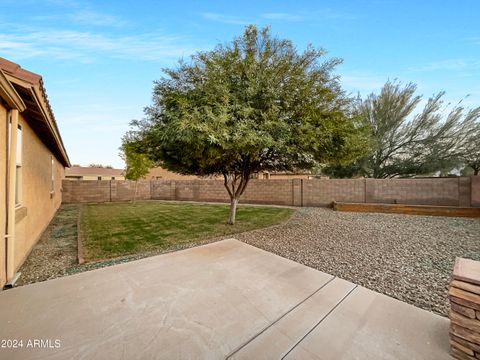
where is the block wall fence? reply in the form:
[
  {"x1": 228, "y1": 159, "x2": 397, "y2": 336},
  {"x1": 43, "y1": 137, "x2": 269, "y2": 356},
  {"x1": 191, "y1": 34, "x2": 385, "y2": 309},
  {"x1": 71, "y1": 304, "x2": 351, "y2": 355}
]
[{"x1": 62, "y1": 176, "x2": 480, "y2": 208}]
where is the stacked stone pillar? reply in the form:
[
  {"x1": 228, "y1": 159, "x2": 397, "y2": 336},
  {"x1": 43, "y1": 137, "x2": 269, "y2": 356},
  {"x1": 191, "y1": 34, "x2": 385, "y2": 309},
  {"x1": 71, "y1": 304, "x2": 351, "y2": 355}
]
[{"x1": 449, "y1": 257, "x2": 480, "y2": 359}]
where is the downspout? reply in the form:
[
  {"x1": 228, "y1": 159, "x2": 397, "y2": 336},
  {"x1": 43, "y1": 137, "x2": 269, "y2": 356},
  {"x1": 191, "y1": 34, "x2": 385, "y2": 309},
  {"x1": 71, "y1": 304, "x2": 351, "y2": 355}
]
[
  {"x1": 3, "y1": 110, "x2": 8, "y2": 282},
  {"x1": 4, "y1": 109, "x2": 19, "y2": 287}
]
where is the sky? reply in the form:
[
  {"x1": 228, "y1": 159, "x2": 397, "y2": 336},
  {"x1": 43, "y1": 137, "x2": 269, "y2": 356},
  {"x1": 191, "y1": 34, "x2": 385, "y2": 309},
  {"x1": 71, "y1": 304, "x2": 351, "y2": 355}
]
[{"x1": 1, "y1": 0, "x2": 479, "y2": 168}]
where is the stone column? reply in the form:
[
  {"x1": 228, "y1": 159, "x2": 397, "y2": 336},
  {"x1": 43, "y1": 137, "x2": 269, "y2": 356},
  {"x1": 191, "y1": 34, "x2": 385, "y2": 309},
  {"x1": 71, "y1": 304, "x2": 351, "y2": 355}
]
[{"x1": 449, "y1": 257, "x2": 480, "y2": 359}]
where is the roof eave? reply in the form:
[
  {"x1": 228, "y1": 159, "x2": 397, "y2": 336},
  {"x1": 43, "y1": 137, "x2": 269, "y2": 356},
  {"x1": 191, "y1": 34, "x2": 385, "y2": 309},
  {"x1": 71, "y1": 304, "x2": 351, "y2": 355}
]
[
  {"x1": 31, "y1": 85, "x2": 71, "y2": 167},
  {"x1": 3, "y1": 72, "x2": 71, "y2": 167},
  {"x1": 0, "y1": 70, "x2": 26, "y2": 111}
]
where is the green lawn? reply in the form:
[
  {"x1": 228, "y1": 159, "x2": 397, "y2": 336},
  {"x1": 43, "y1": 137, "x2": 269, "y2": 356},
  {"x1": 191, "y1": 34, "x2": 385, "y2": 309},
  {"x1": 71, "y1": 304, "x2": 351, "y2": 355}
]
[{"x1": 81, "y1": 201, "x2": 294, "y2": 262}]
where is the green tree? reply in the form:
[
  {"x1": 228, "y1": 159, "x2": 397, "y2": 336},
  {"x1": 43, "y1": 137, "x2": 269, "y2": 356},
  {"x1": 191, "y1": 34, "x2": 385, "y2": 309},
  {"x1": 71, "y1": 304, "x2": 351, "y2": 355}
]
[
  {"x1": 120, "y1": 141, "x2": 154, "y2": 202},
  {"x1": 327, "y1": 81, "x2": 478, "y2": 178},
  {"x1": 125, "y1": 25, "x2": 366, "y2": 224},
  {"x1": 458, "y1": 119, "x2": 480, "y2": 175}
]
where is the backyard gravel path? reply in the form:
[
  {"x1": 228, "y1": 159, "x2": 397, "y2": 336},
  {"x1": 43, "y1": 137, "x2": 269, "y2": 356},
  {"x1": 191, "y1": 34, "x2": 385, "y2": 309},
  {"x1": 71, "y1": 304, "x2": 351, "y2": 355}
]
[
  {"x1": 16, "y1": 204, "x2": 79, "y2": 286},
  {"x1": 234, "y1": 208, "x2": 480, "y2": 317}
]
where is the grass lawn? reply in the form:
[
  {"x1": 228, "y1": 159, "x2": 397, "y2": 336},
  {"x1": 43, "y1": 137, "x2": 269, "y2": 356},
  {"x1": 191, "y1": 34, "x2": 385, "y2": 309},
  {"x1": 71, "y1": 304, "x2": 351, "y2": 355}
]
[{"x1": 81, "y1": 201, "x2": 294, "y2": 262}]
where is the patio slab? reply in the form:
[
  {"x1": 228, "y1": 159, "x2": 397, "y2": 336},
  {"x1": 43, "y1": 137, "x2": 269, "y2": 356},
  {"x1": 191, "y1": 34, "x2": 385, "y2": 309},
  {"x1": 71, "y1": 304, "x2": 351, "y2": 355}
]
[{"x1": 0, "y1": 239, "x2": 450, "y2": 359}]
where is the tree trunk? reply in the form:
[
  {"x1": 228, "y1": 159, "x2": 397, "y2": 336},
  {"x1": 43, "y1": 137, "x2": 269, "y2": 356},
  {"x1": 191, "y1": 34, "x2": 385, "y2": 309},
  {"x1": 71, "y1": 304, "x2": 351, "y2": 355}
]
[
  {"x1": 227, "y1": 198, "x2": 239, "y2": 225},
  {"x1": 475, "y1": 168, "x2": 479, "y2": 176},
  {"x1": 223, "y1": 171, "x2": 250, "y2": 225},
  {"x1": 134, "y1": 180, "x2": 138, "y2": 203}
]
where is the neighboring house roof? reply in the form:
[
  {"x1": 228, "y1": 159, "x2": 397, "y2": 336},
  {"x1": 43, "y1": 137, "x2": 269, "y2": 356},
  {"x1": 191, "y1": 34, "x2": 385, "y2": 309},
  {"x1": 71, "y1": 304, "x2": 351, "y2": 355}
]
[
  {"x1": 0, "y1": 57, "x2": 70, "y2": 167},
  {"x1": 66, "y1": 166, "x2": 125, "y2": 177}
]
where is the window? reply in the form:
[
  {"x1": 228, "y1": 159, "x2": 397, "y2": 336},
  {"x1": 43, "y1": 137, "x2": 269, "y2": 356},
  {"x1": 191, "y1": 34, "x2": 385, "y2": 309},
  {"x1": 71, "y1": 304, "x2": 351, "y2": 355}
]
[
  {"x1": 111, "y1": 177, "x2": 115, "y2": 180},
  {"x1": 8, "y1": 119, "x2": 23, "y2": 206},
  {"x1": 97, "y1": 176, "x2": 102, "y2": 180},
  {"x1": 14, "y1": 124, "x2": 22, "y2": 206},
  {"x1": 50, "y1": 156, "x2": 55, "y2": 193}
]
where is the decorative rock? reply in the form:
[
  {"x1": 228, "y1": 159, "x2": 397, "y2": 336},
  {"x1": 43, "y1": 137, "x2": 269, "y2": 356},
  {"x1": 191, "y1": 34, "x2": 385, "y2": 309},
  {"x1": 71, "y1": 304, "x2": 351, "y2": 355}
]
[
  {"x1": 450, "y1": 311, "x2": 480, "y2": 333},
  {"x1": 453, "y1": 258, "x2": 480, "y2": 286},
  {"x1": 450, "y1": 339, "x2": 475, "y2": 356},
  {"x1": 451, "y1": 346, "x2": 476, "y2": 360},
  {"x1": 452, "y1": 302, "x2": 477, "y2": 319},
  {"x1": 450, "y1": 287, "x2": 480, "y2": 311},
  {"x1": 451, "y1": 323, "x2": 480, "y2": 346},
  {"x1": 451, "y1": 334, "x2": 480, "y2": 353},
  {"x1": 452, "y1": 280, "x2": 480, "y2": 296}
]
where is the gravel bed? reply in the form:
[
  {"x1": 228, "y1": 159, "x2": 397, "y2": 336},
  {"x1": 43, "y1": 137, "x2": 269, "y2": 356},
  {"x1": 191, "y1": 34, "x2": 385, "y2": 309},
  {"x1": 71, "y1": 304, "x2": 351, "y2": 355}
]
[
  {"x1": 234, "y1": 207, "x2": 480, "y2": 317},
  {"x1": 16, "y1": 204, "x2": 79, "y2": 286}
]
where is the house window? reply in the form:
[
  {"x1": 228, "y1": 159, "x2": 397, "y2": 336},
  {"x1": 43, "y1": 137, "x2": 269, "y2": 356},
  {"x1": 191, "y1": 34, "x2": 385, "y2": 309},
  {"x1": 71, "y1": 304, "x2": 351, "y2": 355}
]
[
  {"x1": 50, "y1": 156, "x2": 55, "y2": 193},
  {"x1": 9, "y1": 125, "x2": 23, "y2": 206},
  {"x1": 111, "y1": 177, "x2": 115, "y2": 180},
  {"x1": 8, "y1": 119, "x2": 23, "y2": 206},
  {"x1": 98, "y1": 176, "x2": 102, "y2": 180},
  {"x1": 15, "y1": 124, "x2": 22, "y2": 206}
]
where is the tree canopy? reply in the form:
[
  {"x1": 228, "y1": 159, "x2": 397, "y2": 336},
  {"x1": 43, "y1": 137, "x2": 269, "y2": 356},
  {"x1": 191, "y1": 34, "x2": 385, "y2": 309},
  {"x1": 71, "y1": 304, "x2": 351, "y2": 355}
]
[
  {"x1": 323, "y1": 81, "x2": 480, "y2": 178},
  {"x1": 125, "y1": 25, "x2": 367, "y2": 223},
  {"x1": 121, "y1": 140, "x2": 154, "y2": 201},
  {"x1": 458, "y1": 117, "x2": 480, "y2": 175},
  {"x1": 121, "y1": 141, "x2": 154, "y2": 181}
]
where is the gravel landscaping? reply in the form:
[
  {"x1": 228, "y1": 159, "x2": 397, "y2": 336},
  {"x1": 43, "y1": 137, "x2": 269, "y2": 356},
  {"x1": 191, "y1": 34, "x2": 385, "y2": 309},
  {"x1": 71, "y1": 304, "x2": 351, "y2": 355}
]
[
  {"x1": 16, "y1": 204, "x2": 79, "y2": 286},
  {"x1": 234, "y1": 208, "x2": 480, "y2": 317}
]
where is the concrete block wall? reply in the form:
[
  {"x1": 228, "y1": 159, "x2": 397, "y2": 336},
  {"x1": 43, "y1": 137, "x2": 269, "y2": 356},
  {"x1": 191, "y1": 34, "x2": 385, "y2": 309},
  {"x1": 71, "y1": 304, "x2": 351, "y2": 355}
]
[
  {"x1": 114, "y1": 181, "x2": 151, "y2": 201},
  {"x1": 241, "y1": 180, "x2": 293, "y2": 205},
  {"x1": 197, "y1": 181, "x2": 230, "y2": 203},
  {"x1": 303, "y1": 179, "x2": 365, "y2": 206},
  {"x1": 62, "y1": 180, "x2": 111, "y2": 203},
  {"x1": 62, "y1": 176, "x2": 480, "y2": 208},
  {"x1": 366, "y1": 178, "x2": 462, "y2": 206},
  {"x1": 472, "y1": 176, "x2": 480, "y2": 207}
]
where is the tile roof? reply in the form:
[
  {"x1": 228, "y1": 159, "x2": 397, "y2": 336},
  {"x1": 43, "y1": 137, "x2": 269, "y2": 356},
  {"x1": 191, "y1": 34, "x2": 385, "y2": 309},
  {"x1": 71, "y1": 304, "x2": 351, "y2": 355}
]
[
  {"x1": 0, "y1": 57, "x2": 70, "y2": 167},
  {"x1": 66, "y1": 166, "x2": 124, "y2": 177}
]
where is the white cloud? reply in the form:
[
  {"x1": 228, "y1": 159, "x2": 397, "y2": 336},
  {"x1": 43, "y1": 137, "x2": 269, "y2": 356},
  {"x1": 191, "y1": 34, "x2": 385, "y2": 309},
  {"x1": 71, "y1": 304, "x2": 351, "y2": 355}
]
[
  {"x1": 70, "y1": 10, "x2": 127, "y2": 27},
  {"x1": 33, "y1": 10, "x2": 128, "y2": 28},
  {"x1": 315, "y1": 9, "x2": 357, "y2": 20},
  {"x1": 0, "y1": 28, "x2": 205, "y2": 62},
  {"x1": 407, "y1": 59, "x2": 480, "y2": 73},
  {"x1": 340, "y1": 71, "x2": 387, "y2": 94},
  {"x1": 201, "y1": 9, "x2": 356, "y2": 25},
  {"x1": 26, "y1": 0, "x2": 129, "y2": 28},
  {"x1": 261, "y1": 13, "x2": 305, "y2": 21},
  {"x1": 200, "y1": 12, "x2": 250, "y2": 25}
]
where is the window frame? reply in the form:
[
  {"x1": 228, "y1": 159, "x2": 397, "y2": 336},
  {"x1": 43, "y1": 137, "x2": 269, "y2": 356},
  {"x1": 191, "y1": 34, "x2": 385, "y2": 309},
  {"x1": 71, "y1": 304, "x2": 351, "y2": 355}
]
[
  {"x1": 50, "y1": 156, "x2": 55, "y2": 195},
  {"x1": 14, "y1": 123, "x2": 22, "y2": 207}
]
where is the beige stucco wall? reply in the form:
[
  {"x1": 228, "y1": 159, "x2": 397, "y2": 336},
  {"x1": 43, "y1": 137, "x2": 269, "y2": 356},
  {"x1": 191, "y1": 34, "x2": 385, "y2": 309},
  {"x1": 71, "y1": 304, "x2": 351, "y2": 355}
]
[
  {"x1": 12, "y1": 113, "x2": 65, "y2": 271},
  {"x1": 0, "y1": 103, "x2": 7, "y2": 285}
]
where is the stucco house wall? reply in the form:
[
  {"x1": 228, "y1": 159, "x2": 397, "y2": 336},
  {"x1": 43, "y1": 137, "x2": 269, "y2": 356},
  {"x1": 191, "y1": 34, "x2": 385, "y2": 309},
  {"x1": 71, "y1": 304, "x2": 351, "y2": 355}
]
[
  {"x1": 0, "y1": 103, "x2": 7, "y2": 285},
  {"x1": 13, "y1": 114, "x2": 65, "y2": 268},
  {"x1": 0, "y1": 57, "x2": 70, "y2": 287}
]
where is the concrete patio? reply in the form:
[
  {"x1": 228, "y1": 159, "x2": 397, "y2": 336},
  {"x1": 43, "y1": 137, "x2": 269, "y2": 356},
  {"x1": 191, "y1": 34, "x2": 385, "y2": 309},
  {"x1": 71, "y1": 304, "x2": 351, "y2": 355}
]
[{"x1": 0, "y1": 239, "x2": 450, "y2": 359}]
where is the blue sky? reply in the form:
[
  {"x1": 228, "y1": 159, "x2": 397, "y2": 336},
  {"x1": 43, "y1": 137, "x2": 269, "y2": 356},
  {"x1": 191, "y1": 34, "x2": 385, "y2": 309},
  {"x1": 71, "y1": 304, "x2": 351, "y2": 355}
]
[{"x1": 1, "y1": 0, "x2": 479, "y2": 168}]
